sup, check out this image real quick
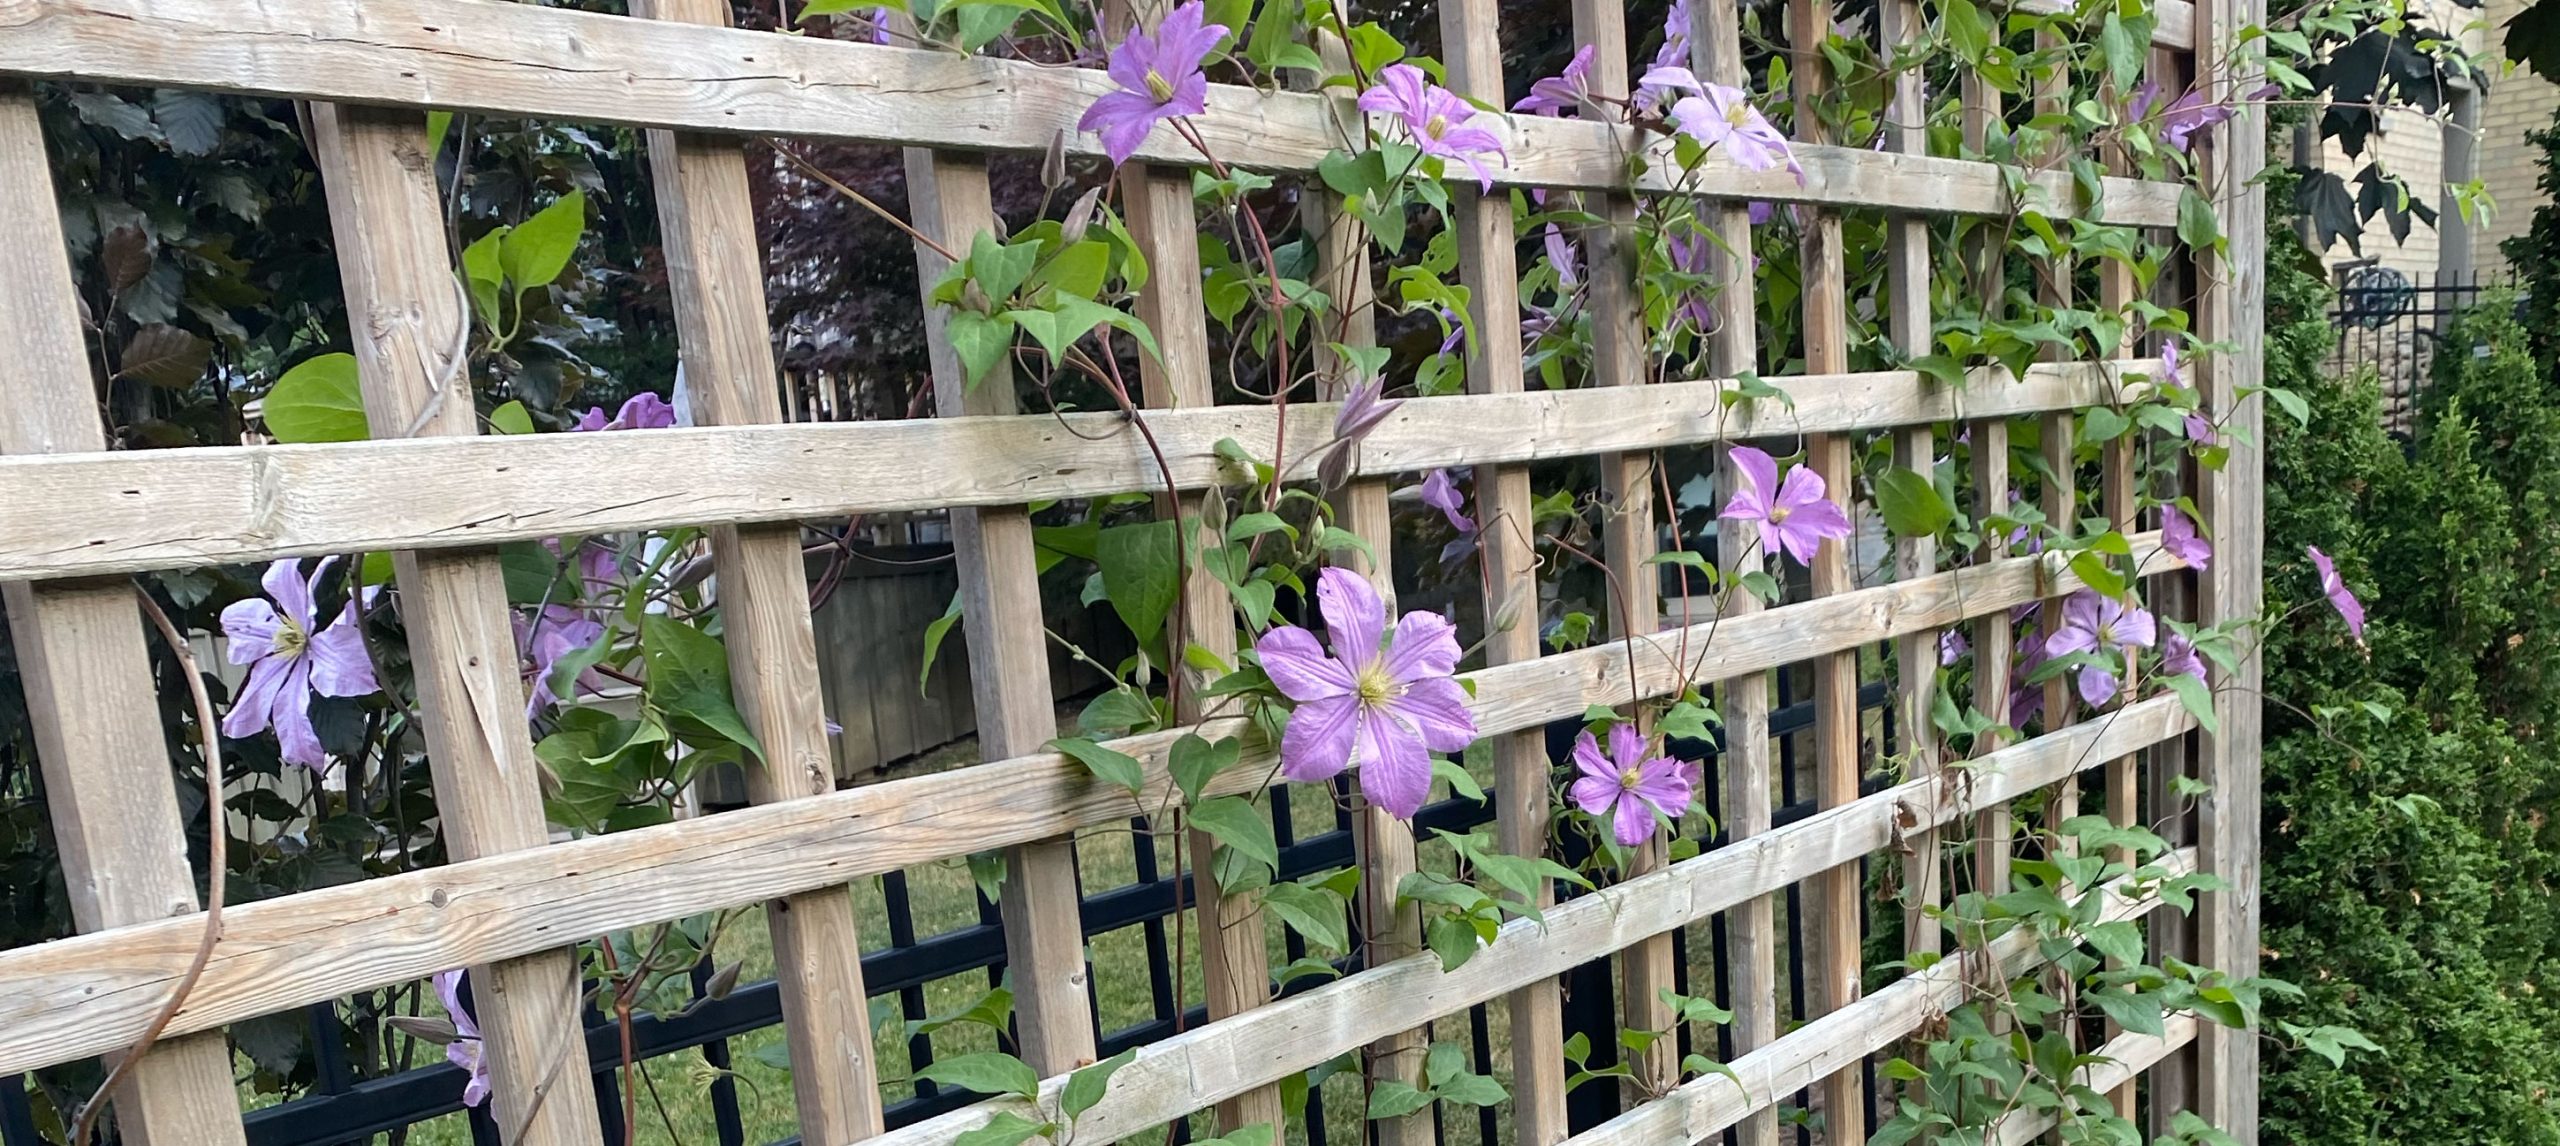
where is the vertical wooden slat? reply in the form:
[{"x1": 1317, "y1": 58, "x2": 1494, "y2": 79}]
[
  {"x1": 2194, "y1": 0, "x2": 2266, "y2": 1128},
  {"x1": 1696, "y1": 1, "x2": 1779, "y2": 1140},
  {"x1": 1107, "y1": 0, "x2": 1277, "y2": 1127},
  {"x1": 1439, "y1": 8, "x2": 1566, "y2": 1142},
  {"x1": 1303, "y1": 48, "x2": 1431, "y2": 1139},
  {"x1": 1787, "y1": 0, "x2": 1864, "y2": 1137},
  {"x1": 2094, "y1": 62, "x2": 2148, "y2": 1117},
  {"x1": 1568, "y1": 0, "x2": 1675, "y2": 1100},
  {"x1": 308, "y1": 102, "x2": 604, "y2": 1145},
  {"x1": 1879, "y1": 0, "x2": 1939, "y2": 978},
  {"x1": 900, "y1": 145, "x2": 1101, "y2": 1076},
  {"x1": 0, "y1": 85, "x2": 247, "y2": 1146},
  {"x1": 632, "y1": 1, "x2": 886, "y2": 1138},
  {"x1": 1961, "y1": 51, "x2": 2016, "y2": 926},
  {"x1": 2034, "y1": 29, "x2": 2081, "y2": 861}
]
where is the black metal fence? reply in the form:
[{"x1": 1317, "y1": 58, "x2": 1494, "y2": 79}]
[
  {"x1": 2327, "y1": 265, "x2": 2513, "y2": 431},
  {"x1": 3, "y1": 674, "x2": 1896, "y2": 1146}
]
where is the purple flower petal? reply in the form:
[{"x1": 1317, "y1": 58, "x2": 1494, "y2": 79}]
[
  {"x1": 1611, "y1": 791, "x2": 1657, "y2": 847},
  {"x1": 1280, "y1": 694, "x2": 1359, "y2": 782},
  {"x1": 263, "y1": 558, "x2": 317, "y2": 630},
  {"x1": 1256, "y1": 623, "x2": 1355, "y2": 701},
  {"x1": 1355, "y1": 707, "x2": 1432, "y2": 819},
  {"x1": 1392, "y1": 676, "x2": 1477, "y2": 753},
  {"x1": 1316, "y1": 566, "x2": 1387, "y2": 667},
  {"x1": 220, "y1": 598, "x2": 281, "y2": 663},
  {"x1": 307, "y1": 604, "x2": 379, "y2": 698},
  {"x1": 222, "y1": 655, "x2": 290, "y2": 739},
  {"x1": 1382, "y1": 608, "x2": 1463, "y2": 684},
  {"x1": 271, "y1": 658, "x2": 327, "y2": 770},
  {"x1": 2308, "y1": 545, "x2": 2366, "y2": 640}
]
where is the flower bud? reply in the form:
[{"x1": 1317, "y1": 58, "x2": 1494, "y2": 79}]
[
  {"x1": 1060, "y1": 185, "x2": 1105, "y2": 247},
  {"x1": 963, "y1": 278, "x2": 994, "y2": 314},
  {"x1": 704, "y1": 960, "x2": 743, "y2": 1000},
  {"x1": 386, "y1": 1015, "x2": 460, "y2": 1046},
  {"x1": 1042, "y1": 128, "x2": 1070, "y2": 191}
]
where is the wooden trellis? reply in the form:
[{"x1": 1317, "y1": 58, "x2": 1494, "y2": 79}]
[{"x1": 0, "y1": 0, "x2": 2264, "y2": 1143}]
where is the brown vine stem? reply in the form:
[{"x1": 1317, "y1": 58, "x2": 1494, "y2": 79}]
[{"x1": 71, "y1": 587, "x2": 231, "y2": 1146}]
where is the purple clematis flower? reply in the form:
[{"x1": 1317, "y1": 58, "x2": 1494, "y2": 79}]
[
  {"x1": 1643, "y1": 0, "x2": 1695, "y2": 106},
  {"x1": 1516, "y1": 44, "x2": 1597, "y2": 117},
  {"x1": 2162, "y1": 504, "x2": 2212, "y2": 571},
  {"x1": 1569, "y1": 723, "x2": 1698, "y2": 847},
  {"x1": 1543, "y1": 224, "x2": 1581, "y2": 289},
  {"x1": 1319, "y1": 376, "x2": 1403, "y2": 488},
  {"x1": 2010, "y1": 628, "x2": 2048, "y2": 729},
  {"x1": 1939, "y1": 629, "x2": 1970, "y2": 666},
  {"x1": 221, "y1": 558, "x2": 380, "y2": 772},
  {"x1": 1077, "y1": 0, "x2": 1228, "y2": 165},
  {"x1": 572, "y1": 391, "x2": 677, "y2": 432},
  {"x1": 1255, "y1": 567, "x2": 1477, "y2": 819},
  {"x1": 1420, "y1": 468, "x2": 1475, "y2": 533},
  {"x1": 2307, "y1": 545, "x2": 2366, "y2": 641},
  {"x1": 2044, "y1": 590, "x2": 2158, "y2": 707},
  {"x1": 1360, "y1": 64, "x2": 1510, "y2": 193},
  {"x1": 1720, "y1": 446, "x2": 1852, "y2": 567},
  {"x1": 2157, "y1": 91, "x2": 2233, "y2": 152},
  {"x1": 431, "y1": 970, "x2": 491, "y2": 1109},
  {"x1": 1663, "y1": 228, "x2": 1721, "y2": 334},
  {"x1": 1646, "y1": 67, "x2": 1802, "y2": 180},
  {"x1": 2159, "y1": 629, "x2": 2206, "y2": 683},
  {"x1": 515, "y1": 604, "x2": 606, "y2": 719}
]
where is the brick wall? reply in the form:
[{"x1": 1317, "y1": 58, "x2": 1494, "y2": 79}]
[{"x1": 2479, "y1": 0, "x2": 2560, "y2": 266}]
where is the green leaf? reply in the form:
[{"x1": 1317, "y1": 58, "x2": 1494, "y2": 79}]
[
  {"x1": 500, "y1": 190, "x2": 587, "y2": 294},
  {"x1": 262, "y1": 353, "x2": 369, "y2": 443},
  {"x1": 1366, "y1": 1080, "x2": 1433, "y2": 1121},
  {"x1": 1261, "y1": 879, "x2": 1349, "y2": 950},
  {"x1": 2177, "y1": 187, "x2": 2220, "y2": 251},
  {"x1": 2069, "y1": 550, "x2": 2127, "y2": 599},
  {"x1": 2098, "y1": 11, "x2": 2143, "y2": 89},
  {"x1": 1876, "y1": 467, "x2": 1954, "y2": 538},
  {"x1": 1061, "y1": 1048, "x2": 1137, "y2": 1120},
  {"x1": 1425, "y1": 911, "x2": 1482, "y2": 971},
  {"x1": 1190, "y1": 795, "x2": 1279, "y2": 871},
  {"x1": 1050, "y1": 736, "x2": 1147, "y2": 795},
  {"x1": 461, "y1": 228, "x2": 506, "y2": 328},
  {"x1": 915, "y1": 1051, "x2": 1042, "y2": 1100},
  {"x1": 2088, "y1": 988, "x2": 2166, "y2": 1037},
  {"x1": 1027, "y1": 239, "x2": 1110, "y2": 301},
  {"x1": 2082, "y1": 919, "x2": 2146, "y2": 965},
  {"x1": 1435, "y1": 1072, "x2": 1508, "y2": 1107},
  {"x1": 488, "y1": 400, "x2": 535, "y2": 435},
  {"x1": 1431, "y1": 757, "x2": 1485, "y2": 802},
  {"x1": 972, "y1": 233, "x2": 1044, "y2": 303},
  {"x1": 1096, "y1": 519, "x2": 1182, "y2": 642},
  {"x1": 1944, "y1": 0, "x2": 1991, "y2": 63},
  {"x1": 425, "y1": 110, "x2": 454, "y2": 158},
  {"x1": 1168, "y1": 732, "x2": 1240, "y2": 805},
  {"x1": 2288, "y1": 1023, "x2": 2383, "y2": 1068},
  {"x1": 946, "y1": 310, "x2": 1015, "y2": 387},
  {"x1": 641, "y1": 615, "x2": 766, "y2": 761},
  {"x1": 2078, "y1": 406, "x2": 2132, "y2": 445},
  {"x1": 951, "y1": 1112, "x2": 1051, "y2": 1146},
  {"x1": 2162, "y1": 670, "x2": 2220, "y2": 732},
  {"x1": 919, "y1": 591, "x2": 964, "y2": 695},
  {"x1": 1275, "y1": 956, "x2": 1341, "y2": 986},
  {"x1": 1347, "y1": 22, "x2": 1406, "y2": 76}
]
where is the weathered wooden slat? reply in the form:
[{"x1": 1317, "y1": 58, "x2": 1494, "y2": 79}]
[
  {"x1": 308, "y1": 101, "x2": 604, "y2": 1144},
  {"x1": 1696, "y1": 5, "x2": 1777, "y2": 1140},
  {"x1": 0, "y1": 81, "x2": 247, "y2": 1146},
  {"x1": 901, "y1": 141, "x2": 1098, "y2": 1074},
  {"x1": 1551, "y1": 847, "x2": 2199, "y2": 1146},
  {"x1": 634, "y1": 0, "x2": 885, "y2": 1135},
  {"x1": 0, "y1": 0, "x2": 2183, "y2": 223},
  {"x1": 0, "y1": 360, "x2": 2154, "y2": 584},
  {"x1": 2013, "y1": 0, "x2": 2196, "y2": 46},
  {"x1": 1440, "y1": 5, "x2": 1565, "y2": 1140},
  {"x1": 0, "y1": 536, "x2": 2181, "y2": 1078},
  {"x1": 2195, "y1": 0, "x2": 2266, "y2": 1127},
  {"x1": 869, "y1": 707, "x2": 2200, "y2": 1146}
]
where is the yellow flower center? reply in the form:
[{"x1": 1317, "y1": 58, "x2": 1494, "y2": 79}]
[
  {"x1": 273, "y1": 617, "x2": 309, "y2": 658},
  {"x1": 2097, "y1": 622, "x2": 2115, "y2": 645},
  {"x1": 1424, "y1": 113, "x2": 1450, "y2": 140},
  {"x1": 1144, "y1": 68, "x2": 1176, "y2": 102},
  {"x1": 1355, "y1": 662, "x2": 1401, "y2": 707},
  {"x1": 1619, "y1": 764, "x2": 1646, "y2": 791},
  {"x1": 1767, "y1": 504, "x2": 1791, "y2": 524},
  {"x1": 1726, "y1": 102, "x2": 1753, "y2": 127}
]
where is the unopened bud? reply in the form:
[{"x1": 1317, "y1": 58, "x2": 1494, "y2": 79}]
[
  {"x1": 1042, "y1": 129, "x2": 1070, "y2": 191},
  {"x1": 387, "y1": 1015, "x2": 461, "y2": 1046},
  {"x1": 963, "y1": 278, "x2": 994, "y2": 313},
  {"x1": 1491, "y1": 586, "x2": 1530, "y2": 636},
  {"x1": 1060, "y1": 185, "x2": 1104, "y2": 247},
  {"x1": 705, "y1": 960, "x2": 743, "y2": 1000}
]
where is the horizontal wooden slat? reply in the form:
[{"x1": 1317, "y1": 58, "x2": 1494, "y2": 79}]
[
  {"x1": 0, "y1": 531, "x2": 2183, "y2": 1076},
  {"x1": 1551, "y1": 847, "x2": 2199, "y2": 1146},
  {"x1": 0, "y1": 360, "x2": 2154, "y2": 584},
  {"x1": 869, "y1": 720, "x2": 2198, "y2": 1146},
  {"x1": 0, "y1": 0, "x2": 2179, "y2": 224}
]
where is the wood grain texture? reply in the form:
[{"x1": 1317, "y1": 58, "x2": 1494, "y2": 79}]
[
  {"x1": 0, "y1": 0, "x2": 2183, "y2": 223},
  {"x1": 2194, "y1": 0, "x2": 2266, "y2": 1126},
  {"x1": 901, "y1": 143, "x2": 1098, "y2": 1075},
  {"x1": 0, "y1": 359, "x2": 2154, "y2": 584},
  {"x1": 1108, "y1": 9, "x2": 1279, "y2": 1115},
  {"x1": 872, "y1": 711, "x2": 2199, "y2": 1146},
  {"x1": 1440, "y1": 4, "x2": 1565, "y2": 1139},
  {"x1": 1697, "y1": 1, "x2": 1778, "y2": 1138},
  {"x1": 310, "y1": 101, "x2": 603, "y2": 1144},
  {"x1": 1555, "y1": 847, "x2": 2199, "y2": 1146},
  {"x1": 633, "y1": 0, "x2": 884, "y2": 1134},
  {"x1": 0, "y1": 81, "x2": 246, "y2": 1146},
  {"x1": 0, "y1": 536, "x2": 2185, "y2": 1077}
]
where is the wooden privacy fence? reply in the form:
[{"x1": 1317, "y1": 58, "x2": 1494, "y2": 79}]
[{"x1": 0, "y1": 1, "x2": 2263, "y2": 1146}]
